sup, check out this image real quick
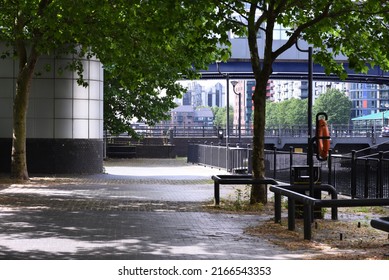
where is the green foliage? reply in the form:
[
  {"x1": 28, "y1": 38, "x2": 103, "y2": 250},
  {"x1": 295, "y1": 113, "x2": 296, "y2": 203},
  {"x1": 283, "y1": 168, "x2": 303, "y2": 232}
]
[
  {"x1": 0, "y1": 0, "x2": 235, "y2": 132},
  {"x1": 214, "y1": 0, "x2": 389, "y2": 204},
  {"x1": 265, "y1": 99, "x2": 308, "y2": 128},
  {"x1": 313, "y1": 89, "x2": 352, "y2": 124},
  {"x1": 212, "y1": 106, "x2": 234, "y2": 128},
  {"x1": 265, "y1": 89, "x2": 351, "y2": 127},
  {"x1": 1, "y1": 0, "x2": 237, "y2": 177}
]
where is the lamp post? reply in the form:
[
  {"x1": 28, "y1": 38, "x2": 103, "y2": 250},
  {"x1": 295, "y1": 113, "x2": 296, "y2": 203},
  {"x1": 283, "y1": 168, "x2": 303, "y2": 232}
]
[
  {"x1": 296, "y1": 42, "x2": 314, "y2": 198},
  {"x1": 216, "y1": 62, "x2": 230, "y2": 171},
  {"x1": 231, "y1": 80, "x2": 241, "y2": 144}
]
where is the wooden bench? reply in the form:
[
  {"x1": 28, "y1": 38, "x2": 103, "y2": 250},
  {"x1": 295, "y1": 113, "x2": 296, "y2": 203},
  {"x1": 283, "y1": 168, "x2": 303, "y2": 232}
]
[{"x1": 211, "y1": 175, "x2": 278, "y2": 205}]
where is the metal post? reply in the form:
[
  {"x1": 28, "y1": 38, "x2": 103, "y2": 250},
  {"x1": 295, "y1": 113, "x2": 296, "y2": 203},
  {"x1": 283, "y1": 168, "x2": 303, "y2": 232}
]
[
  {"x1": 273, "y1": 146, "x2": 277, "y2": 179},
  {"x1": 364, "y1": 160, "x2": 370, "y2": 198},
  {"x1": 288, "y1": 199, "x2": 296, "y2": 231},
  {"x1": 378, "y1": 151, "x2": 384, "y2": 198},
  {"x1": 217, "y1": 63, "x2": 230, "y2": 171},
  {"x1": 226, "y1": 74, "x2": 230, "y2": 171},
  {"x1": 289, "y1": 146, "x2": 294, "y2": 184},
  {"x1": 304, "y1": 204, "x2": 313, "y2": 240},
  {"x1": 307, "y1": 47, "x2": 314, "y2": 198},
  {"x1": 351, "y1": 150, "x2": 357, "y2": 199},
  {"x1": 231, "y1": 81, "x2": 241, "y2": 144},
  {"x1": 328, "y1": 149, "x2": 332, "y2": 185},
  {"x1": 274, "y1": 193, "x2": 282, "y2": 223},
  {"x1": 226, "y1": 74, "x2": 230, "y2": 142},
  {"x1": 214, "y1": 181, "x2": 220, "y2": 206},
  {"x1": 295, "y1": 43, "x2": 314, "y2": 198}
]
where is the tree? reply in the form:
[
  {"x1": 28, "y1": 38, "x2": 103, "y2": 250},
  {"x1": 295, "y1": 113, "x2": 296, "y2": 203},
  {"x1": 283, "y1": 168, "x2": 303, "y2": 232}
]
[
  {"x1": 266, "y1": 99, "x2": 308, "y2": 128},
  {"x1": 217, "y1": 0, "x2": 389, "y2": 204},
  {"x1": 313, "y1": 89, "x2": 352, "y2": 124},
  {"x1": 284, "y1": 98, "x2": 308, "y2": 126},
  {"x1": 213, "y1": 106, "x2": 234, "y2": 128},
  {"x1": 265, "y1": 101, "x2": 279, "y2": 128},
  {"x1": 0, "y1": 0, "x2": 235, "y2": 179}
]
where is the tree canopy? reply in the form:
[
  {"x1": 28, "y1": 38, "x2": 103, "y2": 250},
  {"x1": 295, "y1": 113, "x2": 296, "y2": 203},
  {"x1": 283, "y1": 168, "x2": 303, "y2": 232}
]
[
  {"x1": 313, "y1": 89, "x2": 352, "y2": 124},
  {"x1": 0, "y1": 0, "x2": 236, "y2": 179},
  {"x1": 215, "y1": 0, "x2": 389, "y2": 204},
  {"x1": 266, "y1": 89, "x2": 351, "y2": 128},
  {"x1": 265, "y1": 98, "x2": 308, "y2": 128},
  {"x1": 212, "y1": 106, "x2": 234, "y2": 128}
]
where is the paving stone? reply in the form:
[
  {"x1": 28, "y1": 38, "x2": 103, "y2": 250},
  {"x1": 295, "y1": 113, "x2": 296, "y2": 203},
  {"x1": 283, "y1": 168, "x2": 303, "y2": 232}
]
[{"x1": 0, "y1": 159, "x2": 312, "y2": 260}]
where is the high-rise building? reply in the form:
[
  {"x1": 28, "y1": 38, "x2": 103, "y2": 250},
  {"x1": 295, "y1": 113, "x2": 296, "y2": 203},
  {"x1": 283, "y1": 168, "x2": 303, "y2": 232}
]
[
  {"x1": 179, "y1": 81, "x2": 226, "y2": 108},
  {"x1": 349, "y1": 83, "x2": 389, "y2": 119}
]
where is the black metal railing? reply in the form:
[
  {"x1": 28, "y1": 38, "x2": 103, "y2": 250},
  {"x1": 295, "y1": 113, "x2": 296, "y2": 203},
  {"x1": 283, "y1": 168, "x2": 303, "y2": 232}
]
[
  {"x1": 187, "y1": 143, "x2": 389, "y2": 199},
  {"x1": 187, "y1": 142, "x2": 251, "y2": 172},
  {"x1": 107, "y1": 123, "x2": 384, "y2": 139}
]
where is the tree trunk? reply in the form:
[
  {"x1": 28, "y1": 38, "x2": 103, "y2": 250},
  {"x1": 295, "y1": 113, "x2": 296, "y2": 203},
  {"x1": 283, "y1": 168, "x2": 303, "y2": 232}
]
[
  {"x1": 11, "y1": 46, "x2": 39, "y2": 180},
  {"x1": 251, "y1": 76, "x2": 269, "y2": 204},
  {"x1": 247, "y1": 4, "x2": 275, "y2": 204}
]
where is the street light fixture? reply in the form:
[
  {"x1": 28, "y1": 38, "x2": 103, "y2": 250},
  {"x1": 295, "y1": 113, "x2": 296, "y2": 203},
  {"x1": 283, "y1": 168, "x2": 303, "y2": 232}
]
[{"x1": 231, "y1": 80, "x2": 241, "y2": 144}]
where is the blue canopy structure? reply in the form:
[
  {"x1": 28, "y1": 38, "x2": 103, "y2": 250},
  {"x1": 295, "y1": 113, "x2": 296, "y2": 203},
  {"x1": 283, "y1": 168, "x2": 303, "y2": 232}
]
[{"x1": 352, "y1": 111, "x2": 389, "y2": 121}]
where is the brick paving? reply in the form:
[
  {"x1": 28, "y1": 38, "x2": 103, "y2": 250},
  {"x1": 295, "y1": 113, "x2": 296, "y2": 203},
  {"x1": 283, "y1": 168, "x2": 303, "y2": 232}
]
[{"x1": 0, "y1": 158, "x2": 313, "y2": 260}]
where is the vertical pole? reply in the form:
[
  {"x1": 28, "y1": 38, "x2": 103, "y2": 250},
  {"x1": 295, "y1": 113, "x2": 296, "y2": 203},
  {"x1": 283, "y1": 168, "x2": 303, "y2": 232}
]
[
  {"x1": 304, "y1": 204, "x2": 313, "y2": 240},
  {"x1": 273, "y1": 146, "x2": 277, "y2": 179},
  {"x1": 364, "y1": 160, "x2": 369, "y2": 198},
  {"x1": 289, "y1": 146, "x2": 294, "y2": 184},
  {"x1": 226, "y1": 74, "x2": 230, "y2": 142},
  {"x1": 288, "y1": 199, "x2": 296, "y2": 231},
  {"x1": 238, "y1": 92, "x2": 242, "y2": 143},
  {"x1": 351, "y1": 150, "x2": 357, "y2": 199},
  {"x1": 328, "y1": 149, "x2": 332, "y2": 185},
  {"x1": 378, "y1": 151, "x2": 384, "y2": 198},
  {"x1": 308, "y1": 46, "x2": 314, "y2": 198},
  {"x1": 247, "y1": 144, "x2": 252, "y2": 174},
  {"x1": 214, "y1": 181, "x2": 220, "y2": 206},
  {"x1": 226, "y1": 74, "x2": 230, "y2": 172},
  {"x1": 274, "y1": 193, "x2": 281, "y2": 223}
]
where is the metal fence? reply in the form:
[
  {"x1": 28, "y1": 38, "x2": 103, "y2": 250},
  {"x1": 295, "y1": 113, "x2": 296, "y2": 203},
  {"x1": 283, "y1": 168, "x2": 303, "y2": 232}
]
[
  {"x1": 187, "y1": 142, "x2": 250, "y2": 172},
  {"x1": 329, "y1": 151, "x2": 389, "y2": 198},
  {"x1": 109, "y1": 123, "x2": 384, "y2": 139},
  {"x1": 187, "y1": 143, "x2": 389, "y2": 199}
]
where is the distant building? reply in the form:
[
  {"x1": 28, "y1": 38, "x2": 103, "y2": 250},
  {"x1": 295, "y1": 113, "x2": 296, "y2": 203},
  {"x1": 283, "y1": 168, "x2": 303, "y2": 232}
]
[
  {"x1": 194, "y1": 107, "x2": 214, "y2": 126},
  {"x1": 349, "y1": 84, "x2": 389, "y2": 119},
  {"x1": 182, "y1": 91, "x2": 192, "y2": 106},
  {"x1": 171, "y1": 105, "x2": 194, "y2": 126},
  {"x1": 178, "y1": 81, "x2": 225, "y2": 108},
  {"x1": 170, "y1": 105, "x2": 214, "y2": 126}
]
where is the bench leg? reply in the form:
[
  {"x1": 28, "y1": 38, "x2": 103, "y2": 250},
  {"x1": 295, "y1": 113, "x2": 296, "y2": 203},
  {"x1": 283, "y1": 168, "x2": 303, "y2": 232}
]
[{"x1": 214, "y1": 182, "x2": 220, "y2": 206}]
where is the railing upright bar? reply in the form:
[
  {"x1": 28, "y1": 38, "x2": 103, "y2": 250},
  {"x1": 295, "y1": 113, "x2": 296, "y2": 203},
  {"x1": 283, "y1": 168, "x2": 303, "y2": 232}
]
[
  {"x1": 351, "y1": 150, "x2": 357, "y2": 199},
  {"x1": 273, "y1": 146, "x2": 277, "y2": 179},
  {"x1": 364, "y1": 160, "x2": 369, "y2": 198},
  {"x1": 378, "y1": 152, "x2": 384, "y2": 198},
  {"x1": 328, "y1": 149, "x2": 332, "y2": 185}
]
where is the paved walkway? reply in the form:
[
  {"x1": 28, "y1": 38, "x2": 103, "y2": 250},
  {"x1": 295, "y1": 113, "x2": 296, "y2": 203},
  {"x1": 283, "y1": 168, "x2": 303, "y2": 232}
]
[{"x1": 0, "y1": 158, "x2": 312, "y2": 260}]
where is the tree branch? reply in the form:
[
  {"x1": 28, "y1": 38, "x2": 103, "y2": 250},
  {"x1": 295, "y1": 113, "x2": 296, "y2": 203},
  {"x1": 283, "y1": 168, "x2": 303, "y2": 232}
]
[{"x1": 271, "y1": 2, "x2": 334, "y2": 60}]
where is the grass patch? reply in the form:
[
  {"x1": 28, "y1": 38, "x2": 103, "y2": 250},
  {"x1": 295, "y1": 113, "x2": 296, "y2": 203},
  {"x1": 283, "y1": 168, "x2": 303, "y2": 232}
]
[{"x1": 203, "y1": 185, "x2": 275, "y2": 214}]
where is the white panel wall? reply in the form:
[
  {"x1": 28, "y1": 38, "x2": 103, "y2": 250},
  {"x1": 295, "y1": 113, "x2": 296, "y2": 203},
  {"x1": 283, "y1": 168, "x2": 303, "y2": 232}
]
[{"x1": 0, "y1": 48, "x2": 104, "y2": 139}]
